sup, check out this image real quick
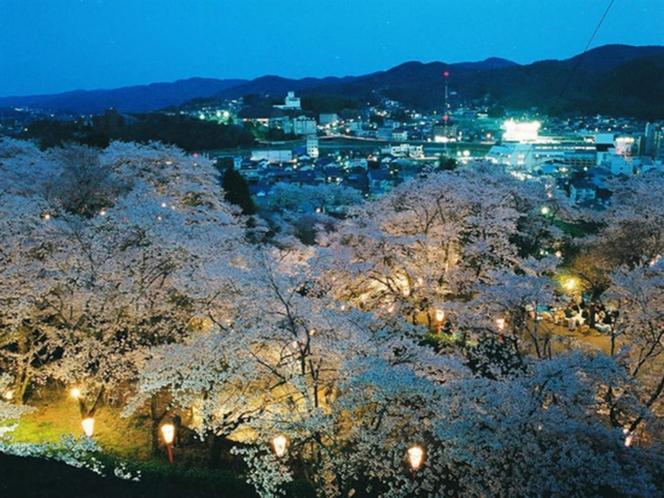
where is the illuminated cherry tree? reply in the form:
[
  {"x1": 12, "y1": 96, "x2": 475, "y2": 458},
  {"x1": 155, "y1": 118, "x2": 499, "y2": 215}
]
[{"x1": 318, "y1": 165, "x2": 563, "y2": 325}]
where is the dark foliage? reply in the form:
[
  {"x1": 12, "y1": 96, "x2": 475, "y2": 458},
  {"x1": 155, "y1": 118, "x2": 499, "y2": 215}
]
[
  {"x1": 18, "y1": 112, "x2": 256, "y2": 152},
  {"x1": 220, "y1": 162, "x2": 256, "y2": 215}
]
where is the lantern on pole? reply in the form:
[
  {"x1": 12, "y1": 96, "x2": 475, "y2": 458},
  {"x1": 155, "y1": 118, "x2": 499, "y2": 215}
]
[
  {"x1": 434, "y1": 308, "x2": 445, "y2": 334},
  {"x1": 272, "y1": 435, "x2": 288, "y2": 458},
  {"x1": 81, "y1": 417, "x2": 95, "y2": 437},
  {"x1": 161, "y1": 423, "x2": 176, "y2": 464},
  {"x1": 407, "y1": 445, "x2": 425, "y2": 472}
]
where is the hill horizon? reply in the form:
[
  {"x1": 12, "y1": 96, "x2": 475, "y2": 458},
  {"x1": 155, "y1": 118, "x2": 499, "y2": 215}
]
[{"x1": 1, "y1": 44, "x2": 663, "y2": 118}]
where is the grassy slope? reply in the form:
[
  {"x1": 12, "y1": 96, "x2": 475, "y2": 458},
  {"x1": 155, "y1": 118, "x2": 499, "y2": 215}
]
[{"x1": 11, "y1": 387, "x2": 151, "y2": 460}]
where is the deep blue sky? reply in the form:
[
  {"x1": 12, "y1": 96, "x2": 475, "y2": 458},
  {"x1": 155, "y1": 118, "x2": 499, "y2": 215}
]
[{"x1": 1, "y1": 0, "x2": 662, "y2": 96}]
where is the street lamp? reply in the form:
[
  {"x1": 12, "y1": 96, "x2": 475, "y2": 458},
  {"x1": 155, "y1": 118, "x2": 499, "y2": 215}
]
[
  {"x1": 563, "y1": 277, "x2": 578, "y2": 293},
  {"x1": 495, "y1": 317, "x2": 506, "y2": 341},
  {"x1": 407, "y1": 445, "x2": 425, "y2": 472},
  {"x1": 81, "y1": 417, "x2": 95, "y2": 437},
  {"x1": 161, "y1": 423, "x2": 176, "y2": 464},
  {"x1": 69, "y1": 387, "x2": 82, "y2": 400},
  {"x1": 434, "y1": 308, "x2": 445, "y2": 333},
  {"x1": 272, "y1": 435, "x2": 288, "y2": 458}
]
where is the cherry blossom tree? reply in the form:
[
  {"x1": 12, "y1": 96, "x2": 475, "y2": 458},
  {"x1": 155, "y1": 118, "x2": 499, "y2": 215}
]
[
  {"x1": 0, "y1": 140, "x2": 248, "y2": 415},
  {"x1": 318, "y1": 164, "x2": 564, "y2": 329}
]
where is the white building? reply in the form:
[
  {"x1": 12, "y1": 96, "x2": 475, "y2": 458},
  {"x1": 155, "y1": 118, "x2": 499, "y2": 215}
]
[
  {"x1": 251, "y1": 150, "x2": 293, "y2": 163},
  {"x1": 306, "y1": 136, "x2": 319, "y2": 159},
  {"x1": 275, "y1": 91, "x2": 301, "y2": 110},
  {"x1": 293, "y1": 115, "x2": 317, "y2": 136},
  {"x1": 381, "y1": 143, "x2": 424, "y2": 159}
]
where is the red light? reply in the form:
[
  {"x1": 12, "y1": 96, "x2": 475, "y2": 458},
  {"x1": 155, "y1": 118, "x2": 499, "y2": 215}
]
[
  {"x1": 443, "y1": 114, "x2": 449, "y2": 122},
  {"x1": 443, "y1": 71, "x2": 450, "y2": 78}
]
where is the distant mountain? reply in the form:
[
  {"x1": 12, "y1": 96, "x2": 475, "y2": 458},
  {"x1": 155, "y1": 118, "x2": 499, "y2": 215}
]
[
  {"x1": 2, "y1": 44, "x2": 662, "y2": 118},
  {"x1": 0, "y1": 78, "x2": 246, "y2": 114},
  {"x1": 289, "y1": 44, "x2": 664, "y2": 119}
]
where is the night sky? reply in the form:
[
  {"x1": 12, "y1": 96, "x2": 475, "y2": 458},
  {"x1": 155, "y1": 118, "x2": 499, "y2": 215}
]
[{"x1": 1, "y1": 0, "x2": 662, "y2": 96}]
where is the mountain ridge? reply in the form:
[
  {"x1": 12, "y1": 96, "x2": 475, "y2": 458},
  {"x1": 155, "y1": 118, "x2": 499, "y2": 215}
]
[{"x1": 1, "y1": 44, "x2": 662, "y2": 118}]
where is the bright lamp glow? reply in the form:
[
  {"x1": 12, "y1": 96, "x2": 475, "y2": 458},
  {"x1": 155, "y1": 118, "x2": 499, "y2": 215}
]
[
  {"x1": 81, "y1": 417, "x2": 95, "y2": 437},
  {"x1": 272, "y1": 435, "x2": 288, "y2": 458},
  {"x1": 407, "y1": 445, "x2": 425, "y2": 471},
  {"x1": 69, "y1": 387, "x2": 82, "y2": 399},
  {"x1": 495, "y1": 318, "x2": 506, "y2": 331},
  {"x1": 502, "y1": 119, "x2": 541, "y2": 143},
  {"x1": 161, "y1": 423, "x2": 175, "y2": 445},
  {"x1": 434, "y1": 309, "x2": 445, "y2": 322},
  {"x1": 563, "y1": 277, "x2": 578, "y2": 291}
]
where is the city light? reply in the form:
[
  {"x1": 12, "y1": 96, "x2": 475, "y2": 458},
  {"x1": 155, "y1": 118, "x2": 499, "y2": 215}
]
[
  {"x1": 407, "y1": 445, "x2": 425, "y2": 471},
  {"x1": 81, "y1": 417, "x2": 95, "y2": 437},
  {"x1": 502, "y1": 119, "x2": 541, "y2": 143},
  {"x1": 272, "y1": 435, "x2": 288, "y2": 458}
]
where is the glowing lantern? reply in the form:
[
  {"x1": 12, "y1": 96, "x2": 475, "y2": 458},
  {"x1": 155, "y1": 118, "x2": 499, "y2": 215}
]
[
  {"x1": 563, "y1": 277, "x2": 578, "y2": 292},
  {"x1": 407, "y1": 445, "x2": 425, "y2": 471},
  {"x1": 161, "y1": 423, "x2": 175, "y2": 445},
  {"x1": 434, "y1": 309, "x2": 445, "y2": 323},
  {"x1": 161, "y1": 423, "x2": 176, "y2": 463},
  {"x1": 272, "y1": 435, "x2": 288, "y2": 458},
  {"x1": 70, "y1": 387, "x2": 82, "y2": 399},
  {"x1": 81, "y1": 417, "x2": 95, "y2": 437},
  {"x1": 495, "y1": 318, "x2": 506, "y2": 332}
]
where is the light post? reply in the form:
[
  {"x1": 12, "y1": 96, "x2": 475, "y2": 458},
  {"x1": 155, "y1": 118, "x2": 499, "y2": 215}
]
[
  {"x1": 495, "y1": 317, "x2": 506, "y2": 341},
  {"x1": 434, "y1": 308, "x2": 445, "y2": 334},
  {"x1": 407, "y1": 445, "x2": 425, "y2": 473},
  {"x1": 81, "y1": 417, "x2": 95, "y2": 438},
  {"x1": 161, "y1": 423, "x2": 176, "y2": 464},
  {"x1": 272, "y1": 435, "x2": 288, "y2": 458}
]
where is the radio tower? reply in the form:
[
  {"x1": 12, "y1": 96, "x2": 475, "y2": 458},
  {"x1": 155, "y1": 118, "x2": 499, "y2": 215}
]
[{"x1": 442, "y1": 70, "x2": 450, "y2": 157}]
